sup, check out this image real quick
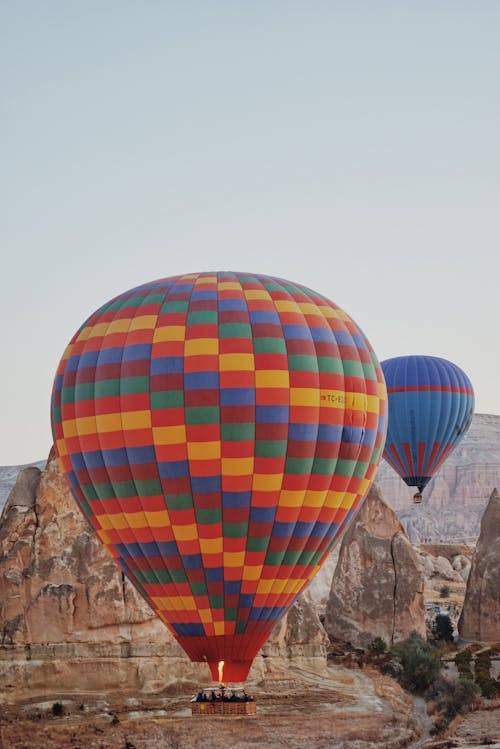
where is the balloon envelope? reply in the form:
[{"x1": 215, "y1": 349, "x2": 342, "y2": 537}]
[
  {"x1": 381, "y1": 355, "x2": 474, "y2": 494},
  {"x1": 51, "y1": 272, "x2": 387, "y2": 682}
]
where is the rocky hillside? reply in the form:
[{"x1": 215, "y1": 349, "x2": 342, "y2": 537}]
[
  {"x1": 0, "y1": 461, "x2": 45, "y2": 510},
  {"x1": 375, "y1": 413, "x2": 500, "y2": 543},
  {"x1": 2, "y1": 413, "x2": 499, "y2": 543},
  {"x1": 325, "y1": 484, "x2": 425, "y2": 649},
  {"x1": 3, "y1": 454, "x2": 499, "y2": 748},
  {"x1": 0, "y1": 456, "x2": 329, "y2": 699},
  {"x1": 0, "y1": 455, "x2": 424, "y2": 749},
  {"x1": 459, "y1": 488, "x2": 500, "y2": 643}
]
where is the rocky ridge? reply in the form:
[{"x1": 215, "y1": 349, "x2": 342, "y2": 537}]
[
  {"x1": 0, "y1": 455, "x2": 329, "y2": 701},
  {"x1": 459, "y1": 488, "x2": 500, "y2": 643},
  {"x1": 0, "y1": 455, "x2": 425, "y2": 749},
  {"x1": 2, "y1": 452, "x2": 499, "y2": 747},
  {"x1": 375, "y1": 413, "x2": 500, "y2": 544},
  {"x1": 0, "y1": 461, "x2": 45, "y2": 509},
  {"x1": 3, "y1": 413, "x2": 499, "y2": 547},
  {"x1": 324, "y1": 484, "x2": 425, "y2": 649}
]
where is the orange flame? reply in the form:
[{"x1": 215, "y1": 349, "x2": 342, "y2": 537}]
[{"x1": 218, "y1": 660, "x2": 225, "y2": 684}]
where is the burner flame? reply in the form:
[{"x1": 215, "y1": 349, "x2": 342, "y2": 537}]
[{"x1": 218, "y1": 660, "x2": 225, "y2": 684}]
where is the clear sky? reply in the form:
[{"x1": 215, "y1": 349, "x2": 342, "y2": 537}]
[{"x1": 1, "y1": 2, "x2": 499, "y2": 464}]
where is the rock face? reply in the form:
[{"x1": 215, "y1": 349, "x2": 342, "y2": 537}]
[
  {"x1": 0, "y1": 455, "x2": 328, "y2": 702},
  {"x1": 304, "y1": 546, "x2": 340, "y2": 615},
  {"x1": 458, "y1": 488, "x2": 500, "y2": 643},
  {"x1": 376, "y1": 413, "x2": 500, "y2": 544},
  {"x1": 5, "y1": 413, "x2": 500, "y2": 545},
  {"x1": 451, "y1": 553, "x2": 472, "y2": 581},
  {"x1": 0, "y1": 461, "x2": 45, "y2": 510},
  {"x1": 418, "y1": 551, "x2": 465, "y2": 589},
  {"x1": 261, "y1": 594, "x2": 329, "y2": 678},
  {"x1": 0, "y1": 465, "x2": 41, "y2": 521},
  {"x1": 325, "y1": 484, "x2": 425, "y2": 650}
]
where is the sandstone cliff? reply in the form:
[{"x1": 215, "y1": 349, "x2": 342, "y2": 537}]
[
  {"x1": 324, "y1": 484, "x2": 425, "y2": 649},
  {"x1": 0, "y1": 455, "x2": 328, "y2": 702},
  {"x1": 458, "y1": 488, "x2": 500, "y2": 643},
  {"x1": 376, "y1": 413, "x2": 500, "y2": 544},
  {"x1": 4, "y1": 414, "x2": 499, "y2": 547},
  {"x1": 0, "y1": 461, "x2": 45, "y2": 509}
]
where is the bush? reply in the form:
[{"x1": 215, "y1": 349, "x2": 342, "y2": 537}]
[
  {"x1": 391, "y1": 632, "x2": 442, "y2": 692},
  {"x1": 475, "y1": 650, "x2": 500, "y2": 699},
  {"x1": 368, "y1": 637, "x2": 387, "y2": 657},
  {"x1": 455, "y1": 648, "x2": 473, "y2": 681},
  {"x1": 477, "y1": 677, "x2": 499, "y2": 699},
  {"x1": 52, "y1": 702, "x2": 64, "y2": 716},
  {"x1": 427, "y1": 675, "x2": 477, "y2": 735},
  {"x1": 440, "y1": 677, "x2": 477, "y2": 718},
  {"x1": 439, "y1": 585, "x2": 451, "y2": 599},
  {"x1": 455, "y1": 648, "x2": 500, "y2": 700},
  {"x1": 433, "y1": 614, "x2": 454, "y2": 643}
]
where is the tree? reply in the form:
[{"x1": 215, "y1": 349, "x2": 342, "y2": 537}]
[
  {"x1": 433, "y1": 614, "x2": 454, "y2": 643},
  {"x1": 368, "y1": 637, "x2": 387, "y2": 657},
  {"x1": 430, "y1": 676, "x2": 478, "y2": 734},
  {"x1": 391, "y1": 632, "x2": 442, "y2": 692}
]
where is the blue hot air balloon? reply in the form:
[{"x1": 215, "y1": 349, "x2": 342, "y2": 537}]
[{"x1": 381, "y1": 355, "x2": 474, "y2": 503}]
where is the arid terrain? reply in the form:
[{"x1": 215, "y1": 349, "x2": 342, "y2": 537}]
[
  {"x1": 0, "y1": 666, "x2": 420, "y2": 749},
  {"x1": 1, "y1": 438, "x2": 499, "y2": 748},
  {"x1": 1, "y1": 670, "x2": 499, "y2": 749}
]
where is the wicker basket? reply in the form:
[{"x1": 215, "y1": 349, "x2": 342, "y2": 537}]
[{"x1": 191, "y1": 700, "x2": 256, "y2": 716}]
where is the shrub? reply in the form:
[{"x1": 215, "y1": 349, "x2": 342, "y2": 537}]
[
  {"x1": 391, "y1": 632, "x2": 442, "y2": 692},
  {"x1": 475, "y1": 650, "x2": 500, "y2": 699},
  {"x1": 428, "y1": 675, "x2": 477, "y2": 734},
  {"x1": 368, "y1": 637, "x2": 387, "y2": 657},
  {"x1": 52, "y1": 702, "x2": 64, "y2": 716},
  {"x1": 455, "y1": 648, "x2": 474, "y2": 681},
  {"x1": 433, "y1": 614, "x2": 454, "y2": 643},
  {"x1": 440, "y1": 677, "x2": 477, "y2": 718},
  {"x1": 439, "y1": 585, "x2": 451, "y2": 599}
]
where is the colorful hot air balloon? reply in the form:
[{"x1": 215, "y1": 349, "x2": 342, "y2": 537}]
[
  {"x1": 381, "y1": 355, "x2": 474, "y2": 502},
  {"x1": 51, "y1": 272, "x2": 387, "y2": 683}
]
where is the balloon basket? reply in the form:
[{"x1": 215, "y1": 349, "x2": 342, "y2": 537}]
[{"x1": 191, "y1": 686, "x2": 256, "y2": 716}]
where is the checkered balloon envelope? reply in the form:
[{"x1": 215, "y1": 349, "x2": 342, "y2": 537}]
[{"x1": 51, "y1": 272, "x2": 387, "y2": 683}]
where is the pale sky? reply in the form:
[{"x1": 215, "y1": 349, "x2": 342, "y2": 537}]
[{"x1": 1, "y1": 1, "x2": 499, "y2": 464}]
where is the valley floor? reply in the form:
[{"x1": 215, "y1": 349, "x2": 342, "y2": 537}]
[{"x1": 2, "y1": 673, "x2": 498, "y2": 749}]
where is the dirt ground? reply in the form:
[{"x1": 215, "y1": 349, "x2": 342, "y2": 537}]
[
  {"x1": 448, "y1": 703, "x2": 500, "y2": 746},
  {"x1": 1, "y1": 671, "x2": 497, "y2": 749},
  {"x1": 0, "y1": 668, "x2": 418, "y2": 749},
  {"x1": 0, "y1": 711, "x2": 412, "y2": 749}
]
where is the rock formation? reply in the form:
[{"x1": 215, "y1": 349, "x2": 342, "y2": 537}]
[
  {"x1": 417, "y1": 550, "x2": 465, "y2": 590},
  {"x1": 458, "y1": 488, "x2": 500, "y2": 643},
  {"x1": 324, "y1": 484, "x2": 425, "y2": 650},
  {"x1": 0, "y1": 465, "x2": 42, "y2": 522},
  {"x1": 261, "y1": 594, "x2": 329, "y2": 678},
  {"x1": 0, "y1": 454, "x2": 328, "y2": 702},
  {"x1": 5, "y1": 414, "x2": 500, "y2": 546},
  {"x1": 304, "y1": 546, "x2": 340, "y2": 615},
  {"x1": 376, "y1": 413, "x2": 500, "y2": 543},
  {"x1": 0, "y1": 461, "x2": 45, "y2": 510},
  {"x1": 451, "y1": 553, "x2": 472, "y2": 581}
]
